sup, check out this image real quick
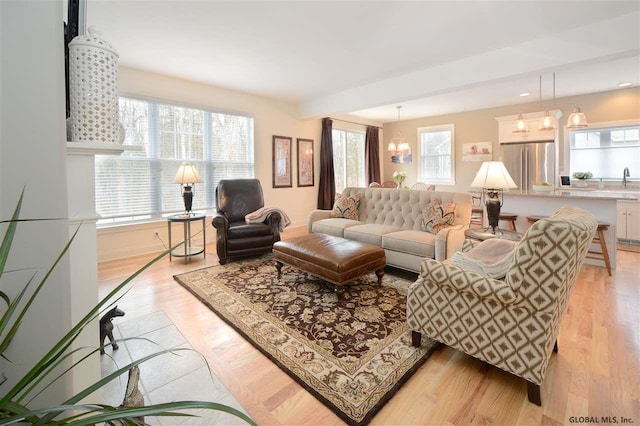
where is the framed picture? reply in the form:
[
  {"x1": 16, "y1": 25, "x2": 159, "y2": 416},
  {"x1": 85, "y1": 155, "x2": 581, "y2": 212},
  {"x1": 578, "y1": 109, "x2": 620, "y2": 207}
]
[
  {"x1": 272, "y1": 135, "x2": 292, "y2": 188},
  {"x1": 462, "y1": 142, "x2": 492, "y2": 162},
  {"x1": 297, "y1": 138, "x2": 314, "y2": 187},
  {"x1": 391, "y1": 153, "x2": 412, "y2": 164}
]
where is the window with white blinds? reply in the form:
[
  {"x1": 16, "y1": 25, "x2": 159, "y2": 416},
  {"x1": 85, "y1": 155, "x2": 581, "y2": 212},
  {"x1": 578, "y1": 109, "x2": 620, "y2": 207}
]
[
  {"x1": 96, "y1": 97, "x2": 254, "y2": 223},
  {"x1": 332, "y1": 128, "x2": 365, "y2": 193}
]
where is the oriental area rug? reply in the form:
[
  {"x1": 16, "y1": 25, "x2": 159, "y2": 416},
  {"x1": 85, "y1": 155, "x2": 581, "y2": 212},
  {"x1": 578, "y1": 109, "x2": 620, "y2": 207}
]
[{"x1": 173, "y1": 256, "x2": 437, "y2": 426}]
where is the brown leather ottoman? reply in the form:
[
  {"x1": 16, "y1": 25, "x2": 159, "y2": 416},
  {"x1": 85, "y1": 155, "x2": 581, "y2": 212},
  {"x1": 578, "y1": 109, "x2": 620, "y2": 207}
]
[{"x1": 273, "y1": 233, "x2": 386, "y2": 287}]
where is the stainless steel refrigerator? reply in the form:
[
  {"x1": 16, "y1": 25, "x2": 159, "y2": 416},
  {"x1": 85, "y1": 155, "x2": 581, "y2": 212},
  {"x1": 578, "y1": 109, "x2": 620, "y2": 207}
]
[{"x1": 500, "y1": 140, "x2": 556, "y2": 190}]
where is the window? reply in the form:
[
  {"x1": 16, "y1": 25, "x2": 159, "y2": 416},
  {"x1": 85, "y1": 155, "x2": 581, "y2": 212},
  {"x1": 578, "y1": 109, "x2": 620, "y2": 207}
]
[
  {"x1": 96, "y1": 97, "x2": 254, "y2": 223},
  {"x1": 332, "y1": 128, "x2": 365, "y2": 193},
  {"x1": 569, "y1": 124, "x2": 639, "y2": 179},
  {"x1": 417, "y1": 124, "x2": 454, "y2": 185}
]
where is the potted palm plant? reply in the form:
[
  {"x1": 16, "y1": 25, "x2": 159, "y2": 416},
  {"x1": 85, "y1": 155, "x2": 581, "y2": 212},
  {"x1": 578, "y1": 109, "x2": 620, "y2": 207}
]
[{"x1": 0, "y1": 191, "x2": 255, "y2": 425}]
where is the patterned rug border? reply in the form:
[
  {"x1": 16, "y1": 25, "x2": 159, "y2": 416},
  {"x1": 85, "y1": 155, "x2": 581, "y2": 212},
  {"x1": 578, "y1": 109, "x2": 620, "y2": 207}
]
[{"x1": 173, "y1": 259, "x2": 438, "y2": 426}]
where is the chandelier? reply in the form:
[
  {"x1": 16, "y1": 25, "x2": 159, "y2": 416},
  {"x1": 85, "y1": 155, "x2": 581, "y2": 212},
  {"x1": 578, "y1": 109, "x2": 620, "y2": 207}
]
[{"x1": 388, "y1": 106, "x2": 410, "y2": 154}]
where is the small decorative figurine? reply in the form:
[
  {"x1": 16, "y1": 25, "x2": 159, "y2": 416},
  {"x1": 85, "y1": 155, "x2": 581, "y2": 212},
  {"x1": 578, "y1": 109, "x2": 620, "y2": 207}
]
[{"x1": 99, "y1": 306, "x2": 125, "y2": 355}]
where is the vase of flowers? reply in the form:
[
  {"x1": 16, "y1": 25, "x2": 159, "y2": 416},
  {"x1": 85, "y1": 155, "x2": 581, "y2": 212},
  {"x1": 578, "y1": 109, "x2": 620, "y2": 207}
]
[{"x1": 393, "y1": 171, "x2": 407, "y2": 188}]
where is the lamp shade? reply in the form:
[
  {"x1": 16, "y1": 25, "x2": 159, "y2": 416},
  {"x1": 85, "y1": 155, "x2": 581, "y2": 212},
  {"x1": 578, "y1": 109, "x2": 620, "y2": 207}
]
[
  {"x1": 397, "y1": 141, "x2": 410, "y2": 153},
  {"x1": 513, "y1": 114, "x2": 528, "y2": 133},
  {"x1": 567, "y1": 106, "x2": 588, "y2": 128},
  {"x1": 538, "y1": 112, "x2": 556, "y2": 130},
  {"x1": 174, "y1": 163, "x2": 202, "y2": 184},
  {"x1": 387, "y1": 141, "x2": 397, "y2": 152},
  {"x1": 470, "y1": 161, "x2": 518, "y2": 189}
]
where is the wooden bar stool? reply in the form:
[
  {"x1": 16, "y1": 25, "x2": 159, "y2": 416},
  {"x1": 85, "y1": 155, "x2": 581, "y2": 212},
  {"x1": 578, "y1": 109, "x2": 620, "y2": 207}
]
[
  {"x1": 526, "y1": 215, "x2": 612, "y2": 276},
  {"x1": 526, "y1": 215, "x2": 546, "y2": 224},
  {"x1": 499, "y1": 213, "x2": 518, "y2": 232},
  {"x1": 587, "y1": 223, "x2": 612, "y2": 276}
]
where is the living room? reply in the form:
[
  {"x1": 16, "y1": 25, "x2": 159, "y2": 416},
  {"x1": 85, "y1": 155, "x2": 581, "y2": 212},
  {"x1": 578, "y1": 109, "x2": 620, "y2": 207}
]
[{"x1": 1, "y1": 1, "x2": 639, "y2": 425}]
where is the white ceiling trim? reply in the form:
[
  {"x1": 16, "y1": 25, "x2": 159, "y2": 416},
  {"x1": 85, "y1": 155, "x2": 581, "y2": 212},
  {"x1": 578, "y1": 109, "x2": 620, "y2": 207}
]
[{"x1": 300, "y1": 11, "x2": 639, "y2": 120}]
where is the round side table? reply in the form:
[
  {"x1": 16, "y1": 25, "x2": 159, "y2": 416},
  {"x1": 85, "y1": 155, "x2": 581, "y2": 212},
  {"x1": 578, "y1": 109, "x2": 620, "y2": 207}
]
[{"x1": 167, "y1": 213, "x2": 206, "y2": 263}]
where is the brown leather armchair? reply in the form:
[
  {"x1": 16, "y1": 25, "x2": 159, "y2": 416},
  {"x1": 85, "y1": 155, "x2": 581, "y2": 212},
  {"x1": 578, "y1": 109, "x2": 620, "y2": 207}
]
[{"x1": 212, "y1": 179, "x2": 281, "y2": 264}]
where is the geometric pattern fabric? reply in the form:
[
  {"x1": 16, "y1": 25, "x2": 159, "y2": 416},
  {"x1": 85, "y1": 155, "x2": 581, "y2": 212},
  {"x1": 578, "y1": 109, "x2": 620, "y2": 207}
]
[{"x1": 407, "y1": 206, "x2": 597, "y2": 385}]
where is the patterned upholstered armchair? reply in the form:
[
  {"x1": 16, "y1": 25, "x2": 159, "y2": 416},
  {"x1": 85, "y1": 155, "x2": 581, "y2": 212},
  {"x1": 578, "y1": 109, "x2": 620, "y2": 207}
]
[
  {"x1": 212, "y1": 179, "x2": 281, "y2": 264},
  {"x1": 407, "y1": 206, "x2": 597, "y2": 405}
]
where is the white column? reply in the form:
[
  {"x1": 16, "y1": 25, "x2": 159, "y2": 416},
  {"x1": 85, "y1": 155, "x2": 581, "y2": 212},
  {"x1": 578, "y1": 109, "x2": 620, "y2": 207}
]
[{"x1": 66, "y1": 141, "x2": 123, "y2": 394}]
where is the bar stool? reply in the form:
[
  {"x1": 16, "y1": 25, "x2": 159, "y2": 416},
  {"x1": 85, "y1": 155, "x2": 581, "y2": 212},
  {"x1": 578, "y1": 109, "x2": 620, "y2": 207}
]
[
  {"x1": 499, "y1": 213, "x2": 518, "y2": 232},
  {"x1": 526, "y1": 215, "x2": 611, "y2": 276},
  {"x1": 587, "y1": 223, "x2": 612, "y2": 276},
  {"x1": 470, "y1": 195, "x2": 483, "y2": 228}
]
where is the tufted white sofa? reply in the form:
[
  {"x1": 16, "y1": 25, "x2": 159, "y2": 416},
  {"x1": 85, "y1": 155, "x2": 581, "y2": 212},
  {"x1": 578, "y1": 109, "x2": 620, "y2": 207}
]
[{"x1": 307, "y1": 187, "x2": 472, "y2": 273}]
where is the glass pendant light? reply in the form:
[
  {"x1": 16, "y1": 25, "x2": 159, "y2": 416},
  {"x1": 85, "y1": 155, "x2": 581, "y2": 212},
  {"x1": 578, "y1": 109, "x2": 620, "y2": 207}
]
[
  {"x1": 538, "y1": 73, "x2": 556, "y2": 131},
  {"x1": 567, "y1": 106, "x2": 588, "y2": 128},
  {"x1": 513, "y1": 114, "x2": 528, "y2": 133}
]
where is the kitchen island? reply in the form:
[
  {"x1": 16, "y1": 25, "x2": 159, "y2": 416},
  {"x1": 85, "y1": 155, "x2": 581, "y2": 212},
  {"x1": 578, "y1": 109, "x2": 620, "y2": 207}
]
[{"x1": 497, "y1": 189, "x2": 638, "y2": 271}]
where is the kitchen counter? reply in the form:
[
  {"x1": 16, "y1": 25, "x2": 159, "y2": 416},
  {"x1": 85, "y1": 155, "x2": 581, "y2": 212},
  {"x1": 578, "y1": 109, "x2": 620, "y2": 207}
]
[
  {"x1": 504, "y1": 189, "x2": 638, "y2": 201},
  {"x1": 484, "y1": 190, "x2": 628, "y2": 271}
]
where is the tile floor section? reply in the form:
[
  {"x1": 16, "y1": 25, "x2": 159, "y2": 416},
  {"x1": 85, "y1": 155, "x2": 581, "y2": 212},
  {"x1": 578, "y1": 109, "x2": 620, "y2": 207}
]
[{"x1": 100, "y1": 311, "x2": 248, "y2": 425}]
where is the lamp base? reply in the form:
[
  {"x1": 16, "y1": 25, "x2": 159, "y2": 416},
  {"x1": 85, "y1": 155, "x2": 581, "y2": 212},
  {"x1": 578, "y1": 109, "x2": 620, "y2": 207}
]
[
  {"x1": 182, "y1": 185, "x2": 193, "y2": 214},
  {"x1": 484, "y1": 189, "x2": 503, "y2": 235}
]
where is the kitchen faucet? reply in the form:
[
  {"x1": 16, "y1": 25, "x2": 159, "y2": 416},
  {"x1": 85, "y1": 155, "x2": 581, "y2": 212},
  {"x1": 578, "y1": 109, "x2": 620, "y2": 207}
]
[{"x1": 623, "y1": 167, "x2": 630, "y2": 187}]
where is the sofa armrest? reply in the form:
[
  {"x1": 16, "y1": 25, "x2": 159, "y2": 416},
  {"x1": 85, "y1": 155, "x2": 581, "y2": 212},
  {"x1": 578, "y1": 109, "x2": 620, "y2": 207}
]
[
  {"x1": 434, "y1": 224, "x2": 466, "y2": 261},
  {"x1": 416, "y1": 258, "x2": 518, "y2": 306},
  {"x1": 307, "y1": 209, "x2": 333, "y2": 233}
]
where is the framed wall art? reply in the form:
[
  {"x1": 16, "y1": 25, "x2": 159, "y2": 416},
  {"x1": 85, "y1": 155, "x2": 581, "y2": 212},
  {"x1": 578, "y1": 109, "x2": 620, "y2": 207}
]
[
  {"x1": 462, "y1": 142, "x2": 492, "y2": 162},
  {"x1": 297, "y1": 138, "x2": 314, "y2": 187},
  {"x1": 272, "y1": 135, "x2": 292, "y2": 188}
]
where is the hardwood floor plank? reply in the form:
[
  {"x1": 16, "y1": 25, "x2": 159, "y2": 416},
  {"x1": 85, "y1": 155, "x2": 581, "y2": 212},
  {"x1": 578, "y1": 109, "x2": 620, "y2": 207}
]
[{"x1": 98, "y1": 229, "x2": 640, "y2": 425}]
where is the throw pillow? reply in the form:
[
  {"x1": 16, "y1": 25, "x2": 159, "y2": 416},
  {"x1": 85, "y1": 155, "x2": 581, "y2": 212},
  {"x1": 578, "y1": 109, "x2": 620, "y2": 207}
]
[
  {"x1": 331, "y1": 193, "x2": 361, "y2": 220},
  {"x1": 421, "y1": 200, "x2": 456, "y2": 234},
  {"x1": 451, "y1": 238, "x2": 518, "y2": 279}
]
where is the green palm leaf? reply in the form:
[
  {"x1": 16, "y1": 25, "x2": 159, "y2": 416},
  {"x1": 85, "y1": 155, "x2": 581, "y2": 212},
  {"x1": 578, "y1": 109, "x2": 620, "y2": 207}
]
[{"x1": 0, "y1": 191, "x2": 254, "y2": 425}]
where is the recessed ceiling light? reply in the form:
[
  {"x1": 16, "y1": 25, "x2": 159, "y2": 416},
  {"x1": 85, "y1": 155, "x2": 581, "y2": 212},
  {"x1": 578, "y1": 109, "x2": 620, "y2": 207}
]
[
  {"x1": 618, "y1": 82, "x2": 632, "y2": 88},
  {"x1": 519, "y1": 92, "x2": 530, "y2": 97}
]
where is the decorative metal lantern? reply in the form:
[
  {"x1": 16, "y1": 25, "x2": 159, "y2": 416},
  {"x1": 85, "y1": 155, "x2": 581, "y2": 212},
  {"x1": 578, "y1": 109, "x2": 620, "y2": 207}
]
[{"x1": 69, "y1": 26, "x2": 120, "y2": 144}]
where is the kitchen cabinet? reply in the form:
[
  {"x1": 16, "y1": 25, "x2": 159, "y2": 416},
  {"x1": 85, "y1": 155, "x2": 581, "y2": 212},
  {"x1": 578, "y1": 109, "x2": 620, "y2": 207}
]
[{"x1": 617, "y1": 200, "x2": 640, "y2": 241}]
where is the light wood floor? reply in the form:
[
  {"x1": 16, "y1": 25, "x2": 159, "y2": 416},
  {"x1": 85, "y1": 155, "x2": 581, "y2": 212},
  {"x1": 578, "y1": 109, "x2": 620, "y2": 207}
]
[{"x1": 98, "y1": 227, "x2": 640, "y2": 425}]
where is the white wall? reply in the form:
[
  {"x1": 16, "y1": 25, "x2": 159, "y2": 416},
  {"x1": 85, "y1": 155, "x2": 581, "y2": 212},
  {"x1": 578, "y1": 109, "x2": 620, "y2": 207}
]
[
  {"x1": 0, "y1": 0, "x2": 74, "y2": 405},
  {"x1": 97, "y1": 67, "x2": 323, "y2": 261}
]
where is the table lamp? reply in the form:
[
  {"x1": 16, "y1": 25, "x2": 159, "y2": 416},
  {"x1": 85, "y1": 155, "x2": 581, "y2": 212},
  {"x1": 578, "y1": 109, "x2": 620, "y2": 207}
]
[
  {"x1": 470, "y1": 161, "x2": 518, "y2": 235},
  {"x1": 174, "y1": 163, "x2": 202, "y2": 215}
]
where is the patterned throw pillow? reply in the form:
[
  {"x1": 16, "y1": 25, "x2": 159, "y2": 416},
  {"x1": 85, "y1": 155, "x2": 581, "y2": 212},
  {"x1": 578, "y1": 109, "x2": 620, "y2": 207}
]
[
  {"x1": 422, "y1": 200, "x2": 456, "y2": 234},
  {"x1": 331, "y1": 193, "x2": 361, "y2": 220}
]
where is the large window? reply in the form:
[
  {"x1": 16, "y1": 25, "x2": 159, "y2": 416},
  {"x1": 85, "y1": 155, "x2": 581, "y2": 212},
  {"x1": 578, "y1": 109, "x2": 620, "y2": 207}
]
[
  {"x1": 569, "y1": 123, "x2": 639, "y2": 179},
  {"x1": 96, "y1": 97, "x2": 254, "y2": 223},
  {"x1": 332, "y1": 128, "x2": 365, "y2": 193},
  {"x1": 417, "y1": 124, "x2": 454, "y2": 185}
]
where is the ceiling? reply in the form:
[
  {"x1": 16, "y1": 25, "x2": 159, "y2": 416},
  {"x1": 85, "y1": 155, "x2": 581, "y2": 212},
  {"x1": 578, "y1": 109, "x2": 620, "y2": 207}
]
[{"x1": 86, "y1": 1, "x2": 640, "y2": 123}]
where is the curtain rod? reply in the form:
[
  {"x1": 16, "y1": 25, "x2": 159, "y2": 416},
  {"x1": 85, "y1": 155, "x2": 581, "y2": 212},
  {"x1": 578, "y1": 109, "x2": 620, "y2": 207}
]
[{"x1": 329, "y1": 117, "x2": 382, "y2": 130}]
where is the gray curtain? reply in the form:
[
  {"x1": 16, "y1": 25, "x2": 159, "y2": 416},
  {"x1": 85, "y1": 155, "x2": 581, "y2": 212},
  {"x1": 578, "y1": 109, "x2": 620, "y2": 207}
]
[
  {"x1": 317, "y1": 118, "x2": 335, "y2": 209},
  {"x1": 365, "y1": 126, "x2": 381, "y2": 184}
]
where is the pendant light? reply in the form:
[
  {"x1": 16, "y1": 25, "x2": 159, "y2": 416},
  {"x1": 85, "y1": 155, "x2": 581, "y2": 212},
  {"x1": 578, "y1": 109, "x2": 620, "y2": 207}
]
[
  {"x1": 567, "y1": 105, "x2": 588, "y2": 128},
  {"x1": 513, "y1": 114, "x2": 528, "y2": 133},
  {"x1": 388, "y1": 106, "x2": 409, "y2": 154},
  {"x1": 538, "y1": 73, "x2": 556, "y2": 131}
]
